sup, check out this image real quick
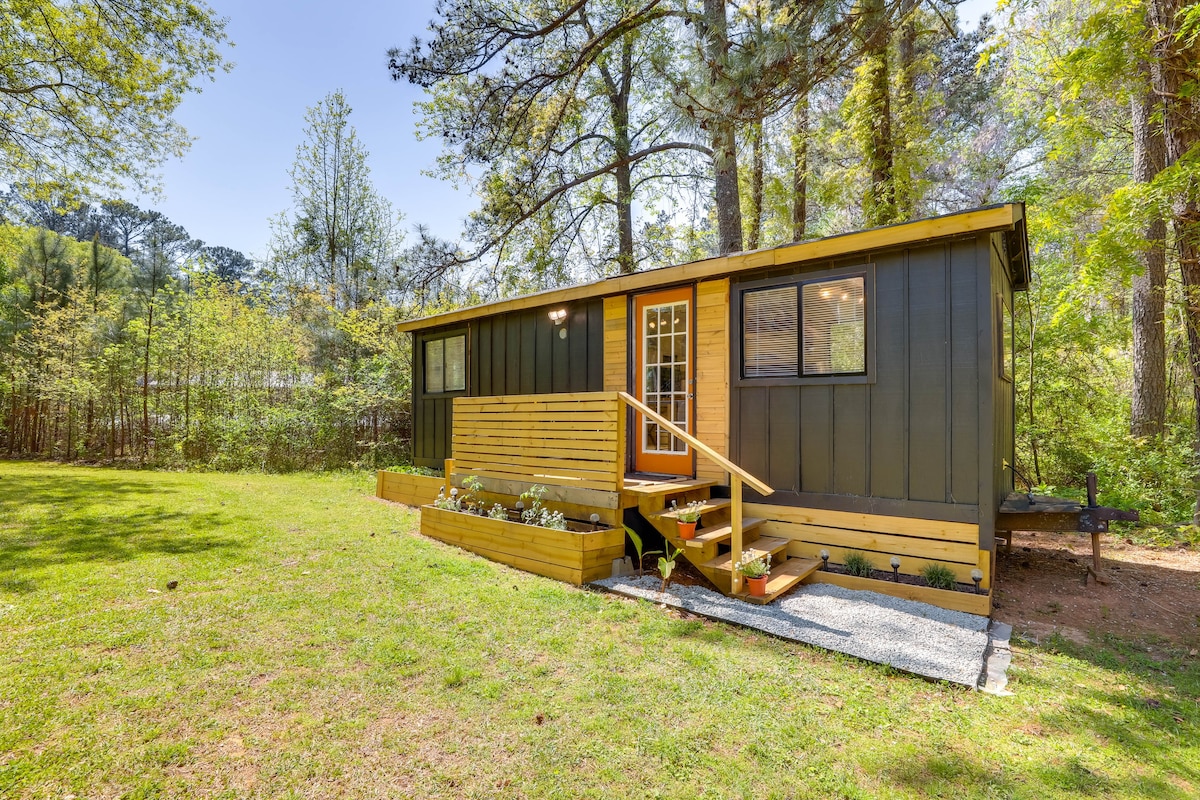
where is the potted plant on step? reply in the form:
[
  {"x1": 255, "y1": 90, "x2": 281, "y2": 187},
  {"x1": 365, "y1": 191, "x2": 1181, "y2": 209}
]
[
  {"x1": 737, "y1": 551, "x2": 771, "y2": 597},
  {"x1": 674, "y1": 500, "x2": 703, "y2": 540}
]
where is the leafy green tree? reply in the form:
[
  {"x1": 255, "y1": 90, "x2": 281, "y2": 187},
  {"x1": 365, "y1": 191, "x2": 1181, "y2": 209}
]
[
  {"x1": 0, "y1": 0, "x2": 230, "y2": 196},
  {"x1": 270, "y1": 91, "x2": 404, "y2": 311}
]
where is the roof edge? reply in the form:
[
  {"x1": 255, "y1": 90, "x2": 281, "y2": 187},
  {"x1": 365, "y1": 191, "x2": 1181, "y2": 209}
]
[{"x1": 397, "y1": 203, "x2": 1024, "y2": 333}]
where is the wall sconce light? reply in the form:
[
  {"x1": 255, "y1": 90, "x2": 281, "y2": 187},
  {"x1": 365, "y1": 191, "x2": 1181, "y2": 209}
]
[
  {"x1": 890, "y1": 556, "x2": 901, "y2": 582},
  {"x1": 548, "y1": 308, "x2": 567, "y2": 325},
  {"x1": 820, "y1": 549, "x2": 829, "y2": 570},
  {"x1": 971, "y1": 568, "x2": 984, "y2": 594}
]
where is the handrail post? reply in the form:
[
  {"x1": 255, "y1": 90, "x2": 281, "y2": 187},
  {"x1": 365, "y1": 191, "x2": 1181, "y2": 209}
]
[
  {"x1": 731, "y1": 474, "x2": 743, "y2": 595},
  {"x1": 444, "y1": 458, "x2": 454, "y2": 498}
]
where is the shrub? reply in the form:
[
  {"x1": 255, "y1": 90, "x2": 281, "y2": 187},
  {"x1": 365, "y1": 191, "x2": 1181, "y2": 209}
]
[
  {"x1": 843, "y1": 550, "x2": 872, "y2": 577},
  {"x1": 921, "y1": 563, "x2": 957, "y2": 591}
]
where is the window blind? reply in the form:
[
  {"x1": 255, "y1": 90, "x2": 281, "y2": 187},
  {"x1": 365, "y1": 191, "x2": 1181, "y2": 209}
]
[
  {"x1": 445, "y1": 335, "x2": 466, "y2": 391},
  {"x1": 744, "y1": 286, "x2": 798, "y2": 377},
  {"x1": 425, "y1": 339, "x2": 444, "y2": 393},
  {"x1": 801, "y1": 277, "x2": 865, "y2": 375}
]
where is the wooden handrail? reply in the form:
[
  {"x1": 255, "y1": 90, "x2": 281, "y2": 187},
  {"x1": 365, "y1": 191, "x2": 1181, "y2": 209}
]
[
  {"x1": 619, "y1": 391, "x2": 771, "y2": 595},
  {"x1": 618, "y1": 392, "x2": 773, "y2": 496}
]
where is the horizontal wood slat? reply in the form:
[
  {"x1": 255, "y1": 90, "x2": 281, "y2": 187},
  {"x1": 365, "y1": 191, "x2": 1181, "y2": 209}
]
[
  {"x1": 452, "y1": 392, "x2": 625, "y2": 493},
  {"x1": 747, "y1": 503, "x2": 978, "y2": 543}
]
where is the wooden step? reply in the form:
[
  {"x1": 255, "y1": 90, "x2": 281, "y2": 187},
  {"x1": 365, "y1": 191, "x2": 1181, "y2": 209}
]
[
  {"x1": 653, "y1": 498, "x2": 730, "y2": 520},
  {"x1": 621, "y1": 477, "x2": 716, "y2": 498},
  {"x1": 683, "y1": 518, "x2": 765, "y2": 549},
  {"x1": 734, "y1": 557, "x2": 822, "y2": 605},
  {"x1": 700, "y1": 536, "x2": 791, "y2": 572}
]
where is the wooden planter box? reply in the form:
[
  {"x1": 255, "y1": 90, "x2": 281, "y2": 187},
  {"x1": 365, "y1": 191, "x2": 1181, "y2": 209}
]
[
  {"x1": 806, "y1": 571, "x2": 991, "y2": 616},
  {"x1": 420, "y1": 505, "x2": 625, "y2": 585},
  {"x1": 377, "y1": 471, "x2": 445, "y2": 507}
]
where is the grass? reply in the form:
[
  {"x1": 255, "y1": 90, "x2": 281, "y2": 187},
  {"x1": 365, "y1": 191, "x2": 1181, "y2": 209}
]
[{"x1": 1, "y1": 461, "x2": 1197, "y2": 799}]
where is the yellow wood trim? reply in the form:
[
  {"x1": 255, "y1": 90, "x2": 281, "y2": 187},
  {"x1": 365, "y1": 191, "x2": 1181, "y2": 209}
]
[
  {"x1": 619, "y1": 391, "x2": 773, "y2": 495},
  {"x1": 454, "y1": 467, "x2": 619, "y2": 492},
  {"x1": 761, "y1": 521, "x2": 978, "y2": 563},
  {"x1": 603, "y1": 296, "x2": 627, "y2": 393},
  {"x1": 731, "y1": 474, "x2": 743, "y2": 594},
  {"x1": 455, "y1": 391, "x2": 617, "y2": 405},
  {"x1": 452, "y1": 419, "x2": 619, "y2": 431},
  {"x1": 451, "y1": 474, "x2": 621, "y2": 509},
  {"x1": 451, "y1": 443, "x2": 617, "y2": 463},
  {"x1": 397, "y1": 205, "x2": 1021, "y2": 332},
  {"x1": 453, "y1": 430, "x2": 615, "y2": 444},
  {"x1": 978, "y1": 549, "x2": 991, "y2": 590},
  {"x1": 378, "y1": 471, "x2": 445, "y2": 507},
  {"x1": 746, "y1": 503, "x2": 978, "y2": 543},
  {"x1": 454, "y1": 452, "x2": 619, "y2": 476},
  {"x1": 443, "y1": 459, "x2": 454, "y2": 498},
  {"x1": 785, "y1": 541, "x2": 981, "y2": 584},
  {"x1": 453, "y1": 410, "x2": 620, "y2": 423},
  {"x1": 805, "y1": 571, "x2": 991, "y2": 616}
]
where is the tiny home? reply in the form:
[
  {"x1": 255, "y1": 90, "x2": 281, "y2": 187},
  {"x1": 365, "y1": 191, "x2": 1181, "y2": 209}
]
[{"x1": 397, "y1": 204, "x2": 1030, "y2": 614}]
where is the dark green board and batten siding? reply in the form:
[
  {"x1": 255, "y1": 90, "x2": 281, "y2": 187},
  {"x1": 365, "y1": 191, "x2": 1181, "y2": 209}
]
[
  {"x1": 412, "y1": 298, "x2": 606, "y2": 468},
  {"x1": 730, "y1": 232, "x2": 1015, "y2": 548}
]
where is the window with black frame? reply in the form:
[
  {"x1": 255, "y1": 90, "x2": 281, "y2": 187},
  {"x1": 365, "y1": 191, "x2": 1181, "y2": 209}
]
[
  {"x1": 424, "y1": 334, "x2": 466, "y2": 394},
  {"x1": 743, "y1": 275, "x2": 867, "y2": 379}
]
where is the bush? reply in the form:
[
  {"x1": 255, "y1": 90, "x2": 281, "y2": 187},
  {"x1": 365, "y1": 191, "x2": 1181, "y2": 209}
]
[
  {"x1": 843, "y1": 550, "x2": 872, "y2": 577},
  {"x1": 921, "y1": 563, "x2": 957, "y2": 591}
]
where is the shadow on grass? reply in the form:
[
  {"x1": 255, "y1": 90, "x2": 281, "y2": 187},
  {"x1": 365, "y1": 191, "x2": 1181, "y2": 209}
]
[{"x1": 0, "y1": 468, "x2": 242, "y2": 584}]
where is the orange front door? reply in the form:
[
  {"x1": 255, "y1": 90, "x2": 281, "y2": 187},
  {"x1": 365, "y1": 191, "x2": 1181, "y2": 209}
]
[{"x1": 633, "y1": 287, "x2": 693, "y2": 476}]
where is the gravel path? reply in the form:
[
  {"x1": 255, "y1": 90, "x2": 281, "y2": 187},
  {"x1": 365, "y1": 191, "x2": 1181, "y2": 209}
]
[{"x1": 593, "y1": 576, "x2": 992, "y2": 687}]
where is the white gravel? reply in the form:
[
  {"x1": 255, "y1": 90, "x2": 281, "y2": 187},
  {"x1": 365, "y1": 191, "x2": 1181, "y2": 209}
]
[{"x1": 593, "y1": 576, "x2": 991, "y2": 687}]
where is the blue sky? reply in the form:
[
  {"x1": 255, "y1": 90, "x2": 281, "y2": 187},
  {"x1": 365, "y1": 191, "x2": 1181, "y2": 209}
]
[{"x1": 145, "y1": 0, "x2": 998, "y2": 260}]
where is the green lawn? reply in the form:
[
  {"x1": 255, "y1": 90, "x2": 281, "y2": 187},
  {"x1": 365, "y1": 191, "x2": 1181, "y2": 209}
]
[{"x1": 1, "y1": 462, "x2": 1196, "y2": 799}]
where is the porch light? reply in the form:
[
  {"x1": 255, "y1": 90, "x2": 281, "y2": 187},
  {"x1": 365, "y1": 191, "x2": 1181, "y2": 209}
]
[
  {"x1": 548, "y1": 308, "x2": 568, "y2": 325},
  {"x1": 890, "y1": 556, "x2": 900, "y2": 582},
  {"x1": 820, "y1": 549, "x2": 829, "y2": 570},
  {"x1": 971, "y1": 568, "x2": 983, "y2": 594}
]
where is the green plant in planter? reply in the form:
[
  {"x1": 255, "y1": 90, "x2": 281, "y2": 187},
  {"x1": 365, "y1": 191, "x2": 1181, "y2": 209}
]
[
  {"x1": 736, "y1": 550, "x2": 771, "y2": 579},
  {"x1": 674, "y1": 500, "x2": 703, "y2": 524},
  {"x1": 622, "y1": 525, "x2": 661, "y2": 577},
  {"x1": 843, "y1": 550, "x2": 873, "y2": 577},
  {"x1": 657, "y1": 545, "x2": 683, "y2": 592},
  {"x1": 921, "y1": 563, "x2": 957, "y2": 591},
  {"x1": 487, "y1": 503, "x2": 508, "y2": 521}
]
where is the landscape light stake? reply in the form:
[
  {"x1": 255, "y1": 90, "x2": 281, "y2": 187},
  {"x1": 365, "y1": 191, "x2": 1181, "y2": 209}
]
[
  {"x1": 590, "y1": 513, "x2": 600, "y2": 531},
  {"x1": 890, "y1": 556, "x2": 900, "y2": 582},
  {"x1": 820, "y1": 549, "x2": 829, "y2": 570},
  {"x1": 971, "y1": 569, "x2": 983, "y2": 594}
]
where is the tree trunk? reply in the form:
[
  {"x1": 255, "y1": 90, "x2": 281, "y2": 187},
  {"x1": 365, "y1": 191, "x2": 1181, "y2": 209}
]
[
  {"x1": 861, "y1": 0, "x2": 895, "y2": 227},
  {"x1": 142, "y1": 302, "x2": 153, "y2": 462},
  {"x1": 747, "y1": 117, "x2": 764, "y2": 250},
  {"x1": 702, "y1": 0, "x2": 743, "y2": 255},
  {"x1": 1148, "y1": 0, "x2": 1200, "y2": 522},
  {"x1": 894, "y1": 0, "x2": 917, "y2": 221},
  {"x1": 791, "y1": 94, "x2": 809, "y2": 242},
  {"x1": 1130, "y1": 56, "x2": 1167, "y2": 438}
]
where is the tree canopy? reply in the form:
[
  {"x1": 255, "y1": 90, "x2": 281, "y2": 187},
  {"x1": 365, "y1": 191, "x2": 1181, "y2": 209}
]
[{"x1": 0, "y1": 0, "x2": 231, "y2": 197}]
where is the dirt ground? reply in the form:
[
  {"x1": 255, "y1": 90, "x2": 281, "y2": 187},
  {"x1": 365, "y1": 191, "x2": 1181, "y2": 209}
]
[{"x1": 993, "y1": 530, "x2": 1200, "y2": 649}]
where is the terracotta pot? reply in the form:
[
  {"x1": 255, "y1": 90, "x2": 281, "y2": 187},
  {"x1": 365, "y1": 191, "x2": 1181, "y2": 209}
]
[
  {"x1": 677, "y1": 520, "x2": 697, "y2": 540},
  {"x1": 746, "y1": 575, "x2": 768, "y2": 597}
]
